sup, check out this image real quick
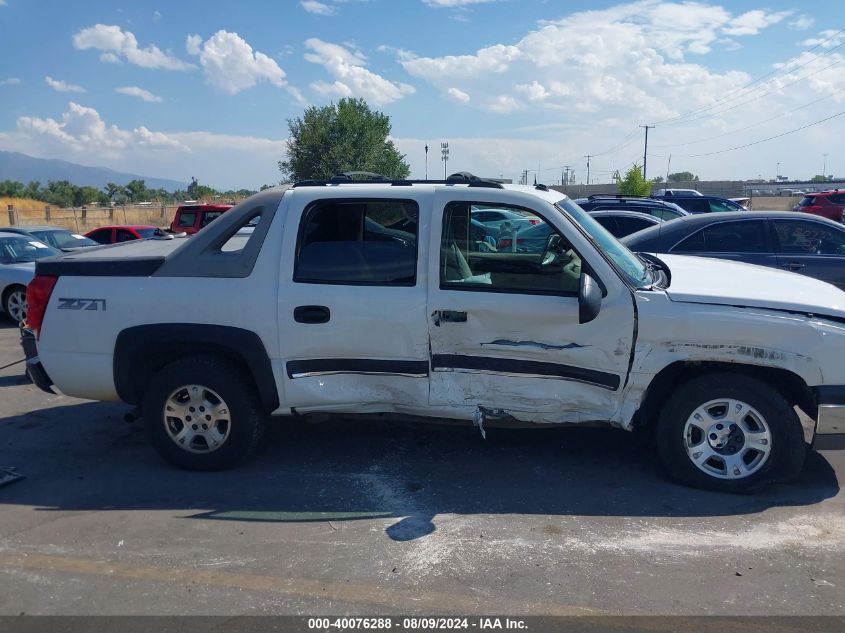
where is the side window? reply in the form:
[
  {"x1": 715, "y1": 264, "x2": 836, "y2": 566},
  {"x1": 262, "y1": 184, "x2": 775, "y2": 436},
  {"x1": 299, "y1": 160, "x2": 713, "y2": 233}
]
[
  {"x1": 592, "y1": 215, "x2": 619, "y2": 236},
  {"x1": 651, "y1": 207, "x2": 682, "y2": 221},
  {"x1": 708, "y1": 200, "x2": 736, "y2": 213},
  {"x1": 89, "y1": 229, "x2": 112, "y2": 244},
  {"x1": 177, "y1": 211, "x2": 198, "y2": 228},
  {"x1": 295, "y1": 199, "x2": 418, "y2": 285},
  {"x1": 773, "y1": 220, "x2": 845, "y2": 255},
  {"x1": 674, "y1": 220, "x2": 767, "y2": 253},
  {"x1": 614, "y1": 216, "x2": 654, "y2": 237},
  {"x1": 116, "y1": 229, "x2": 137, "y2": 243},
  {"x1": 200, "y1": 211, "x2": 225, "y2": 228},
  {"x1": 440, "y1": 202, "x2": 581, "y2": 295}
]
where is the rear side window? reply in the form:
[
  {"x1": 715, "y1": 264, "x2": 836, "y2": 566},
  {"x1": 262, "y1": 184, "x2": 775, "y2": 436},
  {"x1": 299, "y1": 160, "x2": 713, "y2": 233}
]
[
  {"x1": 177, "y1": 212, "x2": 197, "y2": 228},
  {"x1": 200, "y1": 211, "x2": 225, "y2": 228},
  {"x1": 117, "y1": 229, "x2": 138, "y2": 242},
  {"x1": 773, "y1": 220, "x2": 845, "y2": 255},
  {"x1": 797, "y1": 196, "x2": 816, "y2": 207},
  {"x1": 614, "y1": 216, "x2": 655, "y2": 237},
  {"x1": 592, "y1": 215, "x2": 619, "y2": 236},
  {"x1": 89, "y1": 229, "x2": 112, "y2": 244},
  {"x1": 675, "y1": 198, "x2": 711, "y2": 213},
  {"x1": 295, "y1": 199, "x2": 418, "y2": 286},
  {"x1": 673, "y1": 220, "x2": 768, "y2": 253},
  {"x1": 828, "y1": 194, "x2": 845, "y2": 205}
]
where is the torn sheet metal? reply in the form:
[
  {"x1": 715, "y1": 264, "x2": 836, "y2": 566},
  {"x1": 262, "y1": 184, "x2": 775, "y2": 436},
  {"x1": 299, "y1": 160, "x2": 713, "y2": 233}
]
[{"x1": 0, "y1": 467, "x2": 24, "y2": 488}]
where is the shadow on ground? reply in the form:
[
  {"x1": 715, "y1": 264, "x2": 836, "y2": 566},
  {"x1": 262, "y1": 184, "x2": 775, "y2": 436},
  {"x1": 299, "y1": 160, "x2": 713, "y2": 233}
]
[{"x1": 0, "y1": 401, "x2": 839, "y2": 541}]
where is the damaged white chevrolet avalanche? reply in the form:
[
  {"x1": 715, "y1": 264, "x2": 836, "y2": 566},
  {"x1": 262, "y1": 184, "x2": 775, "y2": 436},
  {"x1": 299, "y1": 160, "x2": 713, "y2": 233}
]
[{"x1": 19, "y1": 173, "x2": 845, "y2": 492}]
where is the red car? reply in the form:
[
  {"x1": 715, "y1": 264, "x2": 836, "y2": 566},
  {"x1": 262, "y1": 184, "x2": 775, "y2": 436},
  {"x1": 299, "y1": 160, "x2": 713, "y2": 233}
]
[
  {"x1": 85, "y1": 225, "x2": 160, "y2": 245},
  {"x1": 794, "y1": 190, "x2": 845, "y2": 222},
  {"x1": 169, "y1": 204, "x2": 232, "y2": 235}
]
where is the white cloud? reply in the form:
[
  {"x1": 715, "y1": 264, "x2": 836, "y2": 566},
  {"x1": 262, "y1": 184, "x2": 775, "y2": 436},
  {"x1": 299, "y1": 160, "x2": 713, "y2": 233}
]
[
  {"x1": 801, "y1": 30, "x2": 845, "y2": 49},
  {"x1": 447, "y1": 87, "x2": 470, "y2": 103},
  {"x1": 153, "y1": 10, "x2": 162, "y2": 22},
  {"x1": 301, "y1": 0, "x2": 336, "y2": 15},
  {"x1": 0, "y1": 78, "x2": 21, "y2": 86},
  {"x1": 187, "y1": 30, "x2": 287, "y2": 94},
  {"x1": 15, "y1": 102, "x2": 188, "y2": 157},
  {"x1": 115, "y1": 86, "x2": 163, "y2": 103},
  {"x1": 789, "y1": 15, "x2": 814, "y2": 31},
  {"x1": 400, "y1": 1, "x2": 790, "y2": 116},
  {"x1": 304, "y1": 38, "x2": 414, "y2": 105},
  {"x1": 45, "y1": 76, "x2": 86, "y2": 93},
  {"x1": 723, "y1": 10, "x2": 791, "y2": 37},
  {"x1": 73, "y1": 24, "x2": 194, "y2": 70}
]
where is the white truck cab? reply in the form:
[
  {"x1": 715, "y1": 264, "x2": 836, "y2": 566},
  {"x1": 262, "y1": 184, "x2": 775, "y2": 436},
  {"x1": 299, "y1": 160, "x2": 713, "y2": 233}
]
[{"x1": 20, "y1": 172, "x2": 845, "y2": 492}]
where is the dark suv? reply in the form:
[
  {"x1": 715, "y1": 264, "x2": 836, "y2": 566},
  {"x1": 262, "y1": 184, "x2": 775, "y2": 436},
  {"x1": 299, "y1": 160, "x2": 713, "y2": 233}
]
[
  {"x1": 793, "y1": 190, "x2": 845, "y2": 222},
  {"x1": 574, "y1": 195, "x2": 689, "y2": 220},
  {"x1": 651, "y1": 194, "x2": 747, "y2": 214}
]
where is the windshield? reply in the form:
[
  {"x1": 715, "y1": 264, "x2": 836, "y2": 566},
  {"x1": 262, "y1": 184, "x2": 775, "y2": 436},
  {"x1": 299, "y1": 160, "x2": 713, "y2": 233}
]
[
  {"x1": 0, "y1": 236, "x2": 61, "y2": 263},
  {"x1": 32, "y1": 229, "x2": 98, "y2": 249},
  {"x1": 556, "y1": 199, "x2": 651, "y2": 288}
]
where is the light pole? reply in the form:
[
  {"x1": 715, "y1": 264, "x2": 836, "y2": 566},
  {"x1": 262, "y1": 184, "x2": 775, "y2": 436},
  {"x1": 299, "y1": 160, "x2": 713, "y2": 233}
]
[
  {"x1": 425, "y1": 144, "x2": 429, "y2": 180},
  {"x1": 824, "y1": 153, "x2": 829, "y2": 178},
  {"x1": 441, "y1": 141, "x2": 449, "y2": 179},
  {"x1": 776, "y1": 162, "x2": 780, "y2": 181}
]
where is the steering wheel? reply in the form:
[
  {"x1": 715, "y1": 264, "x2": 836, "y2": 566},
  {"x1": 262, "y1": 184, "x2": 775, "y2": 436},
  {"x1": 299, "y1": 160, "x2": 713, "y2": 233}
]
[{"x1": 540, "y1": 233, "x2": 565, "y2": 267}]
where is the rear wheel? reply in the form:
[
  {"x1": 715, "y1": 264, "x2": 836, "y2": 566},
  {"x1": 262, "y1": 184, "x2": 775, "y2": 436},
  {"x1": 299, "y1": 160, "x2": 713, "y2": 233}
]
[
  {"x1": 656, "y1": 373, "x2": 805, "y2": 493},
  {"x1": 3, "y1": 285, "x2": 26, "y2": 324},
  {"x1": 142, "y1": 356, "x2": 265, "y2": 470}
]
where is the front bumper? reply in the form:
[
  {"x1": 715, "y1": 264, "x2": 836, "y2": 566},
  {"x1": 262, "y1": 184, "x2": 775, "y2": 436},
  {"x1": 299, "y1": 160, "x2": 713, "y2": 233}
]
[
  {"x1": 813, "y1": 387, "x2": 845, "y2": 450},
  {"x1": 19, "y1": 325, "x2": 54, "y2": 394}
]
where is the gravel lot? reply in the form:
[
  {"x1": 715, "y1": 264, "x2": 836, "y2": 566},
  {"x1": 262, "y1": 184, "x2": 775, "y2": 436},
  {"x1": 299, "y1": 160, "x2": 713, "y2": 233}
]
[{"x1": 0, "y1": 319, "x2": 844, "y2": 616}]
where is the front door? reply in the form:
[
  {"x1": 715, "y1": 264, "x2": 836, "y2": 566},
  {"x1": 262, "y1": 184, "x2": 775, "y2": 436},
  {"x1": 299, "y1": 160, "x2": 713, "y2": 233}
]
[
  {"x1": 278, "y1": 195, "x2": 431, "y2": 413},
  {"x1": 427, "y1": 193, "x2": 636, "y2": 424}
]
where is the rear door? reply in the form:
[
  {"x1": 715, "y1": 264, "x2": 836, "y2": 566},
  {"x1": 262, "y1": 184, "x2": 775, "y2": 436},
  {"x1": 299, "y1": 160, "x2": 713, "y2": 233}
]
[
  {"x1": 669, "y1": 219, "x2": 777, "y2": 268},
  {"x1": 771, "y1": 218, "x2": 845, "y2": 289},
  {"x1": 426, "y1": 191, "x2": 635, "y2": 423},
  {"x1": 277, "y1": 194, "x2": 431, "y2": 412}
]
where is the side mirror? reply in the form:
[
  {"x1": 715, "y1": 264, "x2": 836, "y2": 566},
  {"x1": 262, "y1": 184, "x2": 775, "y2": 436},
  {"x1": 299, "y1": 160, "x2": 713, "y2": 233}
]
[{"x1": 578, "y1": 273, "x2": 602, "y2": 324}]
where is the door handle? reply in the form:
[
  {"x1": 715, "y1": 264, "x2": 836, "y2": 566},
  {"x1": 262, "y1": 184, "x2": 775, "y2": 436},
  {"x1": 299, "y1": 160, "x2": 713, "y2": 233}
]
[
  {"x1": 294, "y1": 305, "x2": 331, "y2": 324},
  {"x1": 432, "y1": 310, "x2": 467, "y2": 326},
  {"x1": 781, "y1": 262, "x2": 805, "y2": 271}
]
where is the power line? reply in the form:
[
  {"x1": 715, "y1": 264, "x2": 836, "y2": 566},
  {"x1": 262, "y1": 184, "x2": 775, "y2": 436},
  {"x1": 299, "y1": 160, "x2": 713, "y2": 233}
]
[
  {"x1": 650, "y1": 28, "x2": 845, "y2": 126},
  {"x1": 684, "y1": 108, "x2": 845, "y2": 158}
]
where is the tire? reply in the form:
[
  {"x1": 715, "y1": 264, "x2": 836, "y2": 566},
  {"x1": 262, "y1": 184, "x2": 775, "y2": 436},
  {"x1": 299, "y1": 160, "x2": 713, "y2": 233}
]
[
  {"x1": 3, "y1": 285, "x2": 27, "y2": 324},
  {"x1": 656, "y1": 372, "x2": 805, "y2": 493},
  {"x1": 142, "y1": 356, "x2": 265, "y2": 470}
]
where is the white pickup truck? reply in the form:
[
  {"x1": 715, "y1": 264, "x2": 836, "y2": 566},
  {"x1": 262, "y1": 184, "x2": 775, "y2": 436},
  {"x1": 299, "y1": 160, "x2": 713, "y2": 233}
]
[{"x1": 19, "y1": 173, "x2": 845, "y2": 492}]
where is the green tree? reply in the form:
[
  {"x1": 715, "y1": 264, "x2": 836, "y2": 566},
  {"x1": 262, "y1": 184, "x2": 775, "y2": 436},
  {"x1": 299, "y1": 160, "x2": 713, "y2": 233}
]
[
  {"x1": 24, "y1": 181, "x2": 42, "y2": 199},
  {"x1": 0, "y1": 180, "x2": 25, "y2": 197},
  {"x1": 42, "y1": 180, "x2": 76, "y2": 208},
  {"x1": 191, "y1": 184, "x2": 217, "y2": 200},
  {"x1": 104, "y1": 182, "x2": 124, "y2": 201},
  {"x1": 124, "y1": 179, "x2": 148, "y2": 202},
  {"x1": 618, "y1": 164, "x2": 652, "y2": 197},
  {"x1": 651, "y1": 176, "x2": 664, "y2": 184},
  {"x1": 279, "y1": 98, "x2": 410, "y2": 182},
  {"x1": 810, "y1": 174, "x2": 833, "y2": 183},
  {"x1": 667, "y1": 171, "x2": 698, "y2": 182}
]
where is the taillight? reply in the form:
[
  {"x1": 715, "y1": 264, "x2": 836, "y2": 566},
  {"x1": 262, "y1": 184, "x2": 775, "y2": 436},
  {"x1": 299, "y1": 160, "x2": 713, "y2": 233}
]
[
  {"x1": 26, "y1": 275, "x2": 58, "y2": 338},
  {"x1": 497, "y1": 238, "x2": 512, "y2": 249},
  {"x1": 528, "y1": 218, "x2": 540, "y2": 225}
]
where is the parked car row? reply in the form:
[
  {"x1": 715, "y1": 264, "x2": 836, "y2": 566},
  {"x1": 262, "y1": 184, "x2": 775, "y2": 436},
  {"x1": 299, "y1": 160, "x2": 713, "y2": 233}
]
[{"x1": 1, "y1": 203, "x2": 234, "y2": 323}]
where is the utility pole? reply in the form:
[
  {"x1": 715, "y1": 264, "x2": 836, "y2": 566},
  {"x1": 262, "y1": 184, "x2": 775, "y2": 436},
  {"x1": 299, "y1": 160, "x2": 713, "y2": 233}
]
[
  {"x1": 824, "y1": 153, "x2": 829, "y2": 178},
  {"x1": 562, "y1": 165, "x2": 571, "y2": 186},
  {"x1": 441, "y1": 141, "x2": 449, "y2": 179},
  {"x1": 424, "y1": 144, "x2": 429, "y2": 180},
  {"x1": 584, "y1": 155, "x2": 592, "y2": 186},
  {"x1": 640, "y1": 125, "x2": 654, "y2": 180}
]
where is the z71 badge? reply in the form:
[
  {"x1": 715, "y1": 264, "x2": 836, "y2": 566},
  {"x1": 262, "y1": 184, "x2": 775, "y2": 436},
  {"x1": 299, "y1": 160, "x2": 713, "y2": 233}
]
[{"x1": 57, "y1": 298, "x2": 107, "y2": 311}]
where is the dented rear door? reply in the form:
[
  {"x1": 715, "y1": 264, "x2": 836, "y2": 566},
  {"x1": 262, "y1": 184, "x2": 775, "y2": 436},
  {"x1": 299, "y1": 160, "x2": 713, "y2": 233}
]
[{"x1": 427, "y1": 189, "x2": 636, "y2": 424}]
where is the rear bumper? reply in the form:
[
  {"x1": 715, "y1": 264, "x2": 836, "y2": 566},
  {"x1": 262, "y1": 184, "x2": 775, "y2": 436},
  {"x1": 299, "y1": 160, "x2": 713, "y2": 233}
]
[
  {"x1": 19, "y1": 326, "x2": 55, "y2": 394},
  {"x1": 813, "y1": 387, "x2": 845, "y2": 450}
]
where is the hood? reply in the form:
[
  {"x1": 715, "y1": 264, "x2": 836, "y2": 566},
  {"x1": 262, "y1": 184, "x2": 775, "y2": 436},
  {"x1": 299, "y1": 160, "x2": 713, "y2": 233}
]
[{"x1": 656, "y1": 253, "x2": 845, "y2": 316}]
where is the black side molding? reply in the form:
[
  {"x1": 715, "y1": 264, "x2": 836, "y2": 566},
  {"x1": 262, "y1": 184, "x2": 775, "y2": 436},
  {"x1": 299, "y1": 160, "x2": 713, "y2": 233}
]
[
  {"x1": 815, "y1": 386, "x2": 845, "y2": 405},
  {"x1": 287, "y1": 359, "x2": 429, "y2": 378},
  {"x1": 431, "y1": 354, "x2": 620, "y2": 391},
  {"x1": 114, "y1": 324, "x2": 279, "y2": 413},
  {"x1": 37, "y1": 256, "x2": 166, "y2": 277}
]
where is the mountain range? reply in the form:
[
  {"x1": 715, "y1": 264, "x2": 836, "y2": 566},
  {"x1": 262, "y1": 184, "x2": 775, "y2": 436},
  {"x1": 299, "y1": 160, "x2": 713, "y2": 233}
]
[{"x1": 0, "y1": 151, "x2": 187, "y2": 191}]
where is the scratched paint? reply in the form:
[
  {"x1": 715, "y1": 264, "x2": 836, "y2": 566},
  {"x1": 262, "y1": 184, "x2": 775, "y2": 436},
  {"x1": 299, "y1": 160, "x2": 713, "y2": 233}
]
[{"x1": 480, "y1": 339, "x2": 589, "y2": 351}]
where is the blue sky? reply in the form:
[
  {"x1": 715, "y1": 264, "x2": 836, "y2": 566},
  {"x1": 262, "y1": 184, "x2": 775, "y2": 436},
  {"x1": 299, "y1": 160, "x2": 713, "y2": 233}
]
[{"x1": 0, "y1": 0, "x2": 843, "y2": 188}]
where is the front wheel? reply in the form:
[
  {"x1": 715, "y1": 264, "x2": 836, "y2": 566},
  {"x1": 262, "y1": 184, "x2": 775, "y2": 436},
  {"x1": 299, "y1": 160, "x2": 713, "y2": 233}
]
[
  {"x1": 656, "y1": 373, "x2": 806, "y2": 493},
  {"x1": 142, "y1": 356, "x2": 265, "y2": 470},
  {"x1": 3, "y1": 285, "x2": 27, "y2": 324}
]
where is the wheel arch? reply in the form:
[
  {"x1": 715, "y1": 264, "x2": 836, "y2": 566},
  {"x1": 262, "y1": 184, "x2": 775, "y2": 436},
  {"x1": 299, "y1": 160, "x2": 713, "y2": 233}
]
[
  {"x1": 114, "y1": 324, "x2": 280, "y2": 414},
  {"x1": 634, "y1": 361, "x2": 816, "y2": 428}
]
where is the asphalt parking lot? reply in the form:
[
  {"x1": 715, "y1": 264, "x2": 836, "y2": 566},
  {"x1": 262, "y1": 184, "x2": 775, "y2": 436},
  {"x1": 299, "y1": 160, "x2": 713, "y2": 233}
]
[{"x1": 0, "y1": 320, "x2": 844, "y2": 616}]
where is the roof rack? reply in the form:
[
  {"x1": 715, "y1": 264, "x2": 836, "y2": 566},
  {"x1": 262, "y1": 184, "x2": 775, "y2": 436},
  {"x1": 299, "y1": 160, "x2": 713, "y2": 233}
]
[
  {"x1": 292, "y1": 171, "x2": 504, "y2": 189},
  {"x1": 587, "y1": 194, "x2": 648, "y2": 200}
]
